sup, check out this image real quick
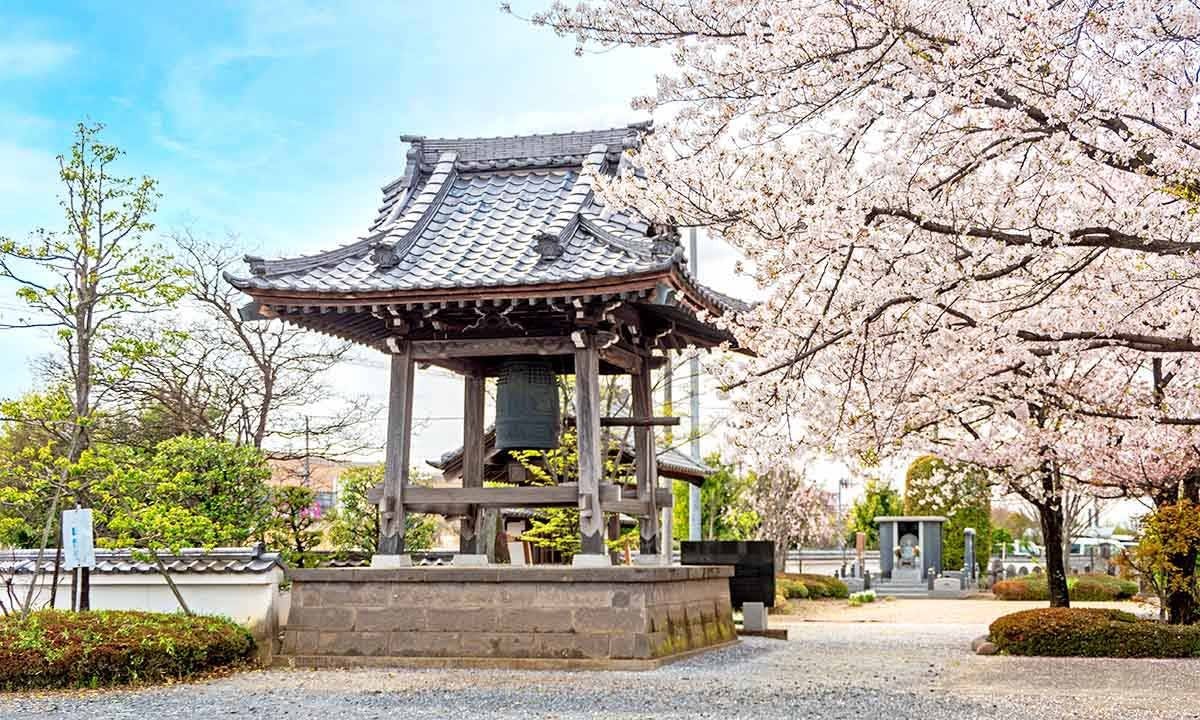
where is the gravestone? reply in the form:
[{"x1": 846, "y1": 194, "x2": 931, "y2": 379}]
[
  {"x1": 963, "y1": 527, "x2": 977, "y2": 586},
  {"x1": 681, "y1": 541, "x2": 775, "y2": 608}
]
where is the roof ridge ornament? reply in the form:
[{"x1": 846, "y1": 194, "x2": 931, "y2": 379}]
[
  {"x1": 535, "y1": 232, "x2": 565, "y2": 261},
  {"x1": 531, "y1": 143, "x2": 609, "y2": 263},
  {"x1": 648, "y1": 222, "x2": 680, "y2": 259},
  {"x1": 373, "y1": 150, "x2": 459, "y2": 269}
]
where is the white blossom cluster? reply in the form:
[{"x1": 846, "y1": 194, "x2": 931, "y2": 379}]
[{"x1": 535, "y1": 0, "x2": 1200, "y2": 503}]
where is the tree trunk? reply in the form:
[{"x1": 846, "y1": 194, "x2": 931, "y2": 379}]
[
  {"x1": 151, "y1": 551, "x2": 192, "y2": 615},
  {"x1": 1166, "y1": 475, "x2": 1200, "y2": 624},
  {"x1": 1039, "y1": 497, "x2": 1071, "y2": 608}
]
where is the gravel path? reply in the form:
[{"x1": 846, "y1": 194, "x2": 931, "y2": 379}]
[{"x1": 4, "y1": 612, "x2": 1199, "y2": 719}]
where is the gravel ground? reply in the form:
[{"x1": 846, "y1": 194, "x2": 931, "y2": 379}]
[{"x1": 4, "y1": 610, "x2": 1199, "y2": 719}]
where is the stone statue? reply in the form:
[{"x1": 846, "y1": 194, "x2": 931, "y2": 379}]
[{"x1": 897, "y1": 533, "x2": 920, "y2": 569}]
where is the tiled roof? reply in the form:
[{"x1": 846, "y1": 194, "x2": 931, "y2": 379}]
[
  {"x1": 226, "y1": 124, "x2": 738, "y2": 311},
  {"x1": 0, "y1": 545, "x2": 283, "y2": 575}
]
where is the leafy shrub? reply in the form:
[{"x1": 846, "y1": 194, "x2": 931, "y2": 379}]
[
  {"x1": 848, "y1": 590, "x2": 876, "y2": 606},
  {"x1": 778, "y1": 573, "x2": 849, "y2": 599},
  {"x1": 0, "y1": 610, "x2": 255, "y2": 690},
  {"x1": 777, "y1": 577, "x2": 810, "y2": 599},
  {"x1": 992, "y1": 573, "x2": 1137, "y2": 601},
  {"x1": 990, "y1": 608, "x2": 1200, "y2": 657}
]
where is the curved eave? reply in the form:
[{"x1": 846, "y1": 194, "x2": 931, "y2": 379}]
[{"x1": 226, "y1": 267, "x2": 677, "y2": 307}]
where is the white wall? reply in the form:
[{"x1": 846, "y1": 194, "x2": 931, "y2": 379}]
[{"x1": 8, "y1": 570, "x2": 285, "y2": 650}]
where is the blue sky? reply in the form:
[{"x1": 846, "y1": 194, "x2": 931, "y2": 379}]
[{"x1": 0, "y1": 1, "x2": 764, "y2": 472}]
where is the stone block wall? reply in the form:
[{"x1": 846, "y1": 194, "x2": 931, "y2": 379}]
[{"x1": 280, "y1": 566, "x2": 735, "y2": 666}]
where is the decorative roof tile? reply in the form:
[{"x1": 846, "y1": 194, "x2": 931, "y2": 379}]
[{"x1": 0, "y1": 545, "x2": 283, "y2": 575}]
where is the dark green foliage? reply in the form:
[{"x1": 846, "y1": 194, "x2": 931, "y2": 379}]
[
  {"x1": 0, "y1": 610, "x2": 254, "y2": 690},
  {"x1": 904, "y1": 456, "x2": 991, "y2": 572},
  {"x1": 845, "y1": 480, "x2": 903, "y2": 549},
  {"x1": 779, "y1": 573, "x2": 849, "y2": 599},
  {"x1": 990, "y1": 607, "x2": 1200, "y2": 657},
  {"x1": 671, "y1": 453, "x2": 759, "y2": 541},
  {"x1": 992, "y1": 573, "x2": 1138, "y2": 601}
]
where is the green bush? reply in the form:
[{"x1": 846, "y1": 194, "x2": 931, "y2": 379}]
[
  {"x1": 0, "y1": 610, "x2": 255, "y2": 690},
  {"x1": 992, "y1": 573, "x2": 1137, "y2": 601},
  {"x1": 778, "y1": 573, "x2": 849, "y2": 599},
  {"x1": 777, "y1": 577, "x2": 810, "y2": 599},
  {"x1": 990, "y1": 608, "x2": 1200, "y2": 657}
]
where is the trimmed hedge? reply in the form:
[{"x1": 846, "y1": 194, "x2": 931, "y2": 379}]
[
  {"x1": 0, "y1": 610, "x2": 255, "y2": 690},
  {"x1": 990, "y1": 608, "x2": 1200, "y2": 657},
  {"x1": 778, "y1": 573, "x2": 850, "y2": 599},
  {"x1": 777, "y1": 577, "x2": 810, "y2": 600},
  {"x1": 992, "y1": 573, "x2": 1137, "y2": 601}
]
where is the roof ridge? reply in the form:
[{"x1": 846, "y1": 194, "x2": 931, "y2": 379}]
[
  {"x1": 409, "y1": 122, "x2": 650, "y2": 150},
  {"x1": 372, "y1": 151, "x2": 460, "y2": 268}
]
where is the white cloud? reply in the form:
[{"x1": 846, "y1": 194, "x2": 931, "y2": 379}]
[{"x1": 0, "y1": 40, "x2": 75, "y2": 78}]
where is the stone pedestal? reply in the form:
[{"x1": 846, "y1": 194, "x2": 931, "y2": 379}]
[
  {"x1": 279, "y1": 566, "x2": 736, "y2": 670},
  {"x1": 742, "y1": 602, "x2": 767, "y2": 632}
]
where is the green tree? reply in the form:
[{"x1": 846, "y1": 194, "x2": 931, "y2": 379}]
[
  {"x1": 904, "y1": 455, "x2": 992, "y2": 572},
  {"x1": 1122, "y1": 500, "x2": 1200, "y2": 624},
  {"x1": 268, "y1": 485, "x2": 323, "y2": 568},
  {"x1": 671, "y1": 453, "x2": 759, "y2": 541},
  {"x1": 845, "y1": 479, "x2": 903, "y2": 549},
  {"x1": 327, "y1": 464, "x2": 436, "y2": 555},
  {"x1": 511, "y1": 429, "x2": 633, "y2": 562},
  {"x1": 0, "y1": 123, "x2": 186, "y2": 611}
]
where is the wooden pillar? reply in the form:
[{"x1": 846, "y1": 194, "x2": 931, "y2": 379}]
[
  {"x1": 378, "y1": 343, "x2": 415, "y2": 555},
  {"x1": 573, "y1": 332, "x2": 606, "y2": 557},
  {"x1": 460, "y1": 373, "x2": 485, "y2": 554},
  {"x1": 632, "y1": 367, "x2": 660, "y2": 555}
]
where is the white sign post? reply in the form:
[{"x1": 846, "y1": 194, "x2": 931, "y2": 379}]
[
  {"x1": 61, "y1": 508, "x2": 96, "y2": 570},
  {"x1": 62, "y1": 507, "x2": 96, "y2": 611}
]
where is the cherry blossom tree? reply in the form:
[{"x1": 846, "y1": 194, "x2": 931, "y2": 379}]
[
  {"x1": 749, "y1": 466, "x2": 834, "y2": 572},
  {"x1": 529, "y1": 0, "x2": 1200, "y2": 611}
]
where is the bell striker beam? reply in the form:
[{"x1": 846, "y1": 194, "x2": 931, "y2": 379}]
[
  {"x1": 632, "y1": 365, "x2": 660, "y2": 556},
  {"x1": 378, "y1": 341, "x2": 415, "y2": 555},
  {"x1": 573, "y1": 331, "x2": 606, "y2": 558},
  {"x1": 460, "y1": 372, "x2": 486, "y2": 554}
]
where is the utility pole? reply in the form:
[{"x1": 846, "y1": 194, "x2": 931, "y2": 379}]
[
  {"x1": 661, "y1": 343, "x2": 674, "y2": 563},
  {"x1": 302, "y1": 415, "x2": 312, "y2": 486},
  {"x1": 688, "y1": 227, "x2": 702, "y2": 542}
]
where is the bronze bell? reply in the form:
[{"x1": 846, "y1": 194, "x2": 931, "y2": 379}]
[{"x1": 495, "y1": 358, "x2": 560, "y2": 450}]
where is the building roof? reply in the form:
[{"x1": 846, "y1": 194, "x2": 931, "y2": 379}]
[
  {"x1": 0, "y1": 545, "x2": 283, "y2": 575},
  {"x1": 430, "y1": 426, "x2": 711, "y2": 486},
  {"x1": 226, "y1": 124, "x2": 745, "y2": 319}
]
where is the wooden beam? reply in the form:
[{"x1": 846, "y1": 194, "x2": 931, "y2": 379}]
[
  {"x1": 598, "y1": 343, "x2": 642, "y2": 373},
  {"x1": 369, "y1": 483, "x2": 622, "y2": 508},
  {"x1": 573, "y1": 332, "x2": 606, "y2": 556},
  {"x1": 460, "y1": 373, "x2": 485, "y2": 554},
  {"x1": 378, "y1": 343, "x2": 415, "y2": 555},
  {"x1": 601, "y1": 490, "x2": 673, "y2": 517},
  {"x1": 411, "y1": 336, "x2": 574, "y2": 360},
  {"x1": 564, "y1": 415, "x2": 680, "y2": 428},
  {"x1": 632, "y1": 368, "x2": 661, "y2": 555}
]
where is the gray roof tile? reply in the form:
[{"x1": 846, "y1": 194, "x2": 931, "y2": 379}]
[
  {"x1": 228, "y1": 125, "x2": 700, "y2": 299},
  {"x1": 0, "y1": 545, "x2": 283, "y2": 575}
]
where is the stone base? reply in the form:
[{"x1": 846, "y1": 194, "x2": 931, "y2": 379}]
[
  {"x1": 280, "y1": 566, "x2": 736, "y2": 667},
  {"x1": 370, "y1": 554, "x2": 413, "y2": 568},
  {"x1": 571, "y1": 553, "x2": 612, "y2": 568},
  {"x1": 454, "y1": 554, "x2": 489, "y2": 566}
]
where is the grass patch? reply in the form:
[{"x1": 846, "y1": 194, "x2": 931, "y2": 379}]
[
  {"x1": 990, "y1": 607, "x2": 1200, "y2": 657},
  {"x1": 0, "y1": 610, "x2": 255, "y2": 691}
]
